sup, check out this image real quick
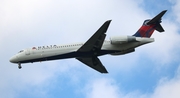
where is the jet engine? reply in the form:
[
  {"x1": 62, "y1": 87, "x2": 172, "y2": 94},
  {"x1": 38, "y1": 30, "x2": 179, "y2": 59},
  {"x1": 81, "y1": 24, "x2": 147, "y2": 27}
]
[{"x1": 110, "y1": 36, "x2": 136, "y2": 45}]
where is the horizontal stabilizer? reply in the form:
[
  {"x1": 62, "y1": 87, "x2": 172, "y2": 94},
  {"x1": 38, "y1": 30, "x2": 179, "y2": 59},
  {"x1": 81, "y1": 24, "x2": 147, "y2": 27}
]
[
  {"x1": 147, "y1": 10, "x2": 167, "y2": 25},
  {"x1": 147, "y1": 10, "x2": 167, "y2": 33},
  {"x1": 156, "y1": 23, "x2": 164, "y2": 32},
  {"x1": 133, "y1": 10, "x2": 167, "y2": 37}
]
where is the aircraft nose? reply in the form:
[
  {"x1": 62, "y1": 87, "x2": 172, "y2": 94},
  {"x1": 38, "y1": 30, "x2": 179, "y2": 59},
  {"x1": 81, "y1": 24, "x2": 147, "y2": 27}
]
[{"x1": 9, "y1": 56, "x2": 18, "y2": 63}]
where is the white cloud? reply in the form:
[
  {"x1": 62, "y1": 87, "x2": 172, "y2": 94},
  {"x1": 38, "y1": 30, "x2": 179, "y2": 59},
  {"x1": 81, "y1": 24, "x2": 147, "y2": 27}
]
[
  {"x1": 171, "y1": 0, "x2": 180, "y2": 23},
  {"x1": 150, "y1": 79, "x2": 180, "y2": 98},
  {"x1": 149, "y1": 65, "x2": 180, "y2": 98},
  {"x1": 85, "y1": 78, "x2": 121, "y2": 98},
  {"x1": 85, "y1": 65, "x2": 180, "y2": 98},
  {"x1": 139, "y1": 19, "x2": 180, "y2": 65}
]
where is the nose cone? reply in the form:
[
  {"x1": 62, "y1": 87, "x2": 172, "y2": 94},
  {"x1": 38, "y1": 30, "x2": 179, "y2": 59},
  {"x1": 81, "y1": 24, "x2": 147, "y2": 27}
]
[{"x1": 9, "y1": 56, "x2": 18, "y2": 63}]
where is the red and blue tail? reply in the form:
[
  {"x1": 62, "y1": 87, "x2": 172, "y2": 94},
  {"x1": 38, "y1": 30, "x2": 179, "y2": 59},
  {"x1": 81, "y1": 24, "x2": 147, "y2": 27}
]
[{"x1": 133, "y1": 10, "x2": 167, "y2": 38}]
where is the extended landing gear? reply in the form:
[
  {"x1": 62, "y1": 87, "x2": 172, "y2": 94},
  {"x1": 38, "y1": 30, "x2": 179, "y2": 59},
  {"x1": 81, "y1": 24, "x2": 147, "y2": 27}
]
[{"x1": 18, "y1": 63, "x2": 22, "y2": 69}]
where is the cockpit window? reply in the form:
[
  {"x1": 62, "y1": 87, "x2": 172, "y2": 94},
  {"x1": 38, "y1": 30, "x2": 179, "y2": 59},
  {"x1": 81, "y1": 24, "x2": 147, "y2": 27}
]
[{"x1": 18, "y1": 50, "x2": 24, "y2": 53}]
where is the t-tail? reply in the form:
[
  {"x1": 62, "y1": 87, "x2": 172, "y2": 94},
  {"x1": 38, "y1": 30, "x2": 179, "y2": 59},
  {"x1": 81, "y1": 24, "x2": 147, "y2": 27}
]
[{"x1": 133, "y1": 10, "x2": 167, "y2": 38}]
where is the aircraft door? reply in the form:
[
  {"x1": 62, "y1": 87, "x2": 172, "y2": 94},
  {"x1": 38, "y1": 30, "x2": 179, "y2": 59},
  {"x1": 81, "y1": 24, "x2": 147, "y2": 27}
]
[{"x1": 25, "y1": 49, "x2": 30, "y2": 55}]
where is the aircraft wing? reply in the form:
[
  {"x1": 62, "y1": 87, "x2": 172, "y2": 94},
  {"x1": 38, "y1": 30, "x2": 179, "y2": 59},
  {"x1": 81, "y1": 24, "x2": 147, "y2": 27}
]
[
  {"x1": 76, "y1": 57, "x2": 108, "y2": 73},
  {"x1": 77, "y1": 20, "x2": 111, "y2": 52},
  {"x1": 76, "y1": 20, "x2": 111, "y2": 73}
]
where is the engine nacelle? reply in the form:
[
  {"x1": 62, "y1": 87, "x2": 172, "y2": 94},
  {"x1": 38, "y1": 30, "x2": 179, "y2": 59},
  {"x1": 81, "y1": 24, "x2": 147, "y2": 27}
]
[{"x1": 110, "y1": 36, "x2": 136, "y2": 45}]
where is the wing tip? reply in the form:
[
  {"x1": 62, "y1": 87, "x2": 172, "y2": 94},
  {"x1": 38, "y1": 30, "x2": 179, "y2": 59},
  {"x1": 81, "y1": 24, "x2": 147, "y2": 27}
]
[
  {"x1": 106, "y1": 20, "x2": 112, "y2": 23},
  {"x1": 162, "y1": 10, "x2": 167, "y2": 13},
  {"x1": 161, "y1": 10, "x2": 167, "y2": 16},
  {"x1": 102, "y1": 71, "x2": 108, "y2": 74},
  {"x1": 100, "y1": 67, "x2": 108, "y2": 74}
]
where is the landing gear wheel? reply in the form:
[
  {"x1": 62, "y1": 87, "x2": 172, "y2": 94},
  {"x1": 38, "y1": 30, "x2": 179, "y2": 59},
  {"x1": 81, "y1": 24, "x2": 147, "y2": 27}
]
[{"x1": 18, "y1": 63, "x2": 22, "y2": 69}]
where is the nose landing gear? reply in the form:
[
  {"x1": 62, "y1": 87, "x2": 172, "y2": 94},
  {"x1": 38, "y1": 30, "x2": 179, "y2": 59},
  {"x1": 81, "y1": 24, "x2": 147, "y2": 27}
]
[{"x1": 18, "y1": 63, "x2": 22, "y2": 69}]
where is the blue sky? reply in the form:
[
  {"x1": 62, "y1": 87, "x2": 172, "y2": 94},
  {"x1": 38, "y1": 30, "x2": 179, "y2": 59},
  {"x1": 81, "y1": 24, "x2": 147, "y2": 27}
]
[{"x1": 1, "y1": 0, "x2": 180, "y2": 98}]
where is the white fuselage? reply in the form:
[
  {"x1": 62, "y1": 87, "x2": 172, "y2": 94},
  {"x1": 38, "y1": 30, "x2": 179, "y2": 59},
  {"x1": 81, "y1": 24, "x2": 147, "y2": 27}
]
[{"x1": 9, "y1": 37, "x2": 154, "y2": 64}]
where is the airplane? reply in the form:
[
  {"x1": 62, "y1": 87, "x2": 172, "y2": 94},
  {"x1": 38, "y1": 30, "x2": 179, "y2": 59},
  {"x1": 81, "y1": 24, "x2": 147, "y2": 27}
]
[{"x1": 10, "y1": 10, "x2": 167, "y2": 73}]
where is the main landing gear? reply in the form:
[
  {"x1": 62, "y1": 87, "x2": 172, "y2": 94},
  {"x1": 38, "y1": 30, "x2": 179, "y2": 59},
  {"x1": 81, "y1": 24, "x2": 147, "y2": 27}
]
[{"x1": 18, "y1": 63, "x2": 22, "y2": 69}]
